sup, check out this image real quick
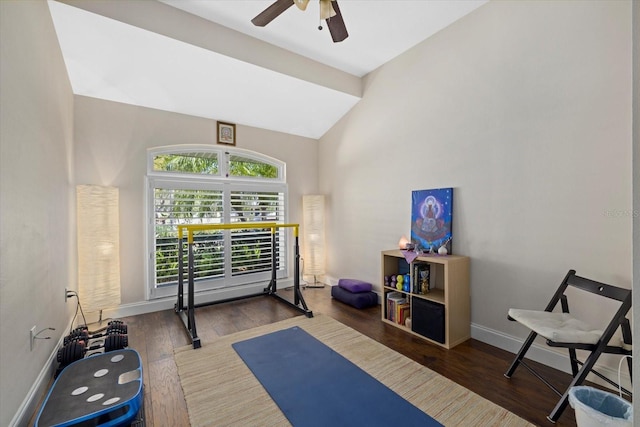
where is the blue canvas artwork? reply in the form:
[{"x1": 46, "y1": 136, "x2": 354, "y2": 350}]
[{"x1": 411, "y1": 188, "x2": 453, "y2": 253}]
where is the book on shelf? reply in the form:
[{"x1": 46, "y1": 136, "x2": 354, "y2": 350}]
[
  {"x1": 413, "y1": 262, "x2": 432, "y2": 295},
  {"x1": 396, "y1": 303, "x2": 410, "y2": 326},
  {"x1": 386, "y1": 292, "x2": 406, "y2": 323}
]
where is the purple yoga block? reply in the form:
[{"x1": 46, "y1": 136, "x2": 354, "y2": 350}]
[
  {"x1": 338, "y1": 278, "x2": 373, "y2": 293},
  {"x1": 331, "y1": 286, "x2": 378, "y2": 309}
]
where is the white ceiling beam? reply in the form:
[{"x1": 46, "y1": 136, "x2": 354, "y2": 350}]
[{"x1": 57, "y1": 0, "x2": 361, "y2": 98}]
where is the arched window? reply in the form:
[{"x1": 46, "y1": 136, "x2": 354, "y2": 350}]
[{"x1": 146, "y1": 145, "x2": 287, "y2": 300}]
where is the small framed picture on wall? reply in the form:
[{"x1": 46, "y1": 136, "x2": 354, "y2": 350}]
[{"x1": 217, "y1": 121, "x2": 236, "y2": 146}]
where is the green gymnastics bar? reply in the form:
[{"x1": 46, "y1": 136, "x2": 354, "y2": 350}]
[{"x1": 175, "y1": 222, "x2": 313, "y2": 349}]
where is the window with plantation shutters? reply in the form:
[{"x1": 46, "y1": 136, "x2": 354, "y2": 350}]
[
  {"x1": 229, "y1": 190, "x2": 285, "y2": 276},
  {"x1": 154, "y1": 187, "x2": 224, "y2": 286},
  {"x1": 147, "y1": 146, "x2": 287, "y2": 300}
]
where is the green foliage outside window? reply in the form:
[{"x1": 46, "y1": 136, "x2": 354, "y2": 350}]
[
  {"x1": 228, "y1": 155, "x2": 277, "y2": 178},
  {"x1": 154, "y1": 153, "x2": 219, "y2": 175},
  {"x1": 152, "y1": 151, "x2": 283, "y2": 286},
  {"x1": 153, "y1": 152, "x2": 278, "y2": 179}
]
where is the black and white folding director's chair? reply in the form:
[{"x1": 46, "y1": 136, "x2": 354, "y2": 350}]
[{"x1": 504, "y1": 269, "x2": 632, "y2": 423}]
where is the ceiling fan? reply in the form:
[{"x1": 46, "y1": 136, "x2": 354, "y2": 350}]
[{"x1": 251, "y1": 0, "x2": 348, "y2": 43}]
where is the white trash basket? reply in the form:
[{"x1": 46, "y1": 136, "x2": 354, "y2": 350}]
[{"x1": 568, "y1": 386, "x2": 632, "y2": 427}]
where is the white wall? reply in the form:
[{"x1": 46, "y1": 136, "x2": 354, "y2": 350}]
[
  {"x1": 0, "y1": 1, "x2": 75, "y2": 425},
  {"x1": 73, "y1": 96, "x2": 319, "y2": 306},
  {"x1": 632, "y1": 0, "x2": 639, "y2": 424},
  {"x1": 1, "y1": 0, "x2": 633, "y2": 423},
  {"x1": 320, "y1": 0, "x2": 632, "y2": 374}
]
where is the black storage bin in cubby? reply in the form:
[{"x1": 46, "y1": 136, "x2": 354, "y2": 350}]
[{"x1": 412, "y1": 298, "x2": 445, "y2": 344}]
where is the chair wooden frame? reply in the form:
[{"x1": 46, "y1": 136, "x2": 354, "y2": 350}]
[{"x1": 504, "y1": 269, "x2": 632, "y2": 423}]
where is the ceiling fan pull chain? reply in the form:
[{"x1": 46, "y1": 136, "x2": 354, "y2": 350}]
[{"x1": 251, "y1": 0, "x2": 347, "y2": 42}]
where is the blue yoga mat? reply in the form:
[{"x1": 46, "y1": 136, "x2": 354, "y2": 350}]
[{"x1": 232, "y1": 326, "x2": 442, "y2": 427}]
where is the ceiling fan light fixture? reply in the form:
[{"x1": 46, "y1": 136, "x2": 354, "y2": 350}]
[
  {"x1": 252, "y1": 0, "x2": 348, "y2": 42},
  {"x1": 319, "y1": 0, "x2": 336, "y2": 20},
  {"x1": 294, "y1": 0, "x2": 310, "y2": 11}
]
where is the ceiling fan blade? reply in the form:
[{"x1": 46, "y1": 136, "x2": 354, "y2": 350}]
[
  {"x1": 326, "y1": 0, "x2": 348, "y2": 42},
  {"x1": 251, "y1": 0, "x2": 294, "y2": 27}
]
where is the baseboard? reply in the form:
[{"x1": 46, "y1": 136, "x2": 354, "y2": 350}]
[
  {"x1": 12, "y1": 282, "x2": 287, "y2": 425},
  {"x1": 327, "y1": 283, "x2": 630, "y2": 391},
  {"x1": 17, "y1": 285, "x2": 628, "y2": 426},
  {"x1": 9, "y1": 349, "x2": 57, "y2": 427},
  {"x1": 10, "y1": 318, "x2": 75, "y2": 427},
  {"x1": 321, "y1": 275, "x2": 339, "y2": 287},
  {"x1": 471, "y1": 323, "x2": 632, "y2": 393},
  {"x1": 81, "y1": 281, "x2": 280, "y2": 324}
]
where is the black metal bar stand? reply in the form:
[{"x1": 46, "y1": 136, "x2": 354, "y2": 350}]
[{"x1": 174, "y1": 223, "x2": 312, "y2": 349}]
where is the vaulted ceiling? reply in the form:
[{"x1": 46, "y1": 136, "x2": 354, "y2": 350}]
[{"x1": 49, "y1": 0, "x2": 487, "y2": 139}]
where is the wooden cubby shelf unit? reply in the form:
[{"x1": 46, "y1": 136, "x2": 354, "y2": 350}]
[{"x1": 381, "y1": 249, "x2": 470, "y2": 349}]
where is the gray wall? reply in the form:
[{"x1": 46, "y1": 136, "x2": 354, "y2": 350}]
[
  {"x1": 73, "y1": 96, "x2": 319, "y2": 306},
  {"x1": 320, "y1": 0, "x2": 632, "y2": 376},
  {"x1": 0, "y1": 1, "x2": 75, "y2": 425},
  {"x1": 632, "y1": 0, "x2": 639, "y2": 424},
  {"x1": 1, "y1": 0, "x2": 635, "y2": 423}
]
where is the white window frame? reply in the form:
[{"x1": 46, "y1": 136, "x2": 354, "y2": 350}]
[{"x1": 145, "y1": 145, "x2": 288, "y2": 300}]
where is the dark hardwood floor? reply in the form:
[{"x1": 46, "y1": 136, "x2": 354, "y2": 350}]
[{"x1": 34, "y1": 286, "x2": 584, "y2": 426}]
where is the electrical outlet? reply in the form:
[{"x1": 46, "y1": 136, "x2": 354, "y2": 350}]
[{"x1": 30, "y1": 326, "x2": 36, "y2": 351}]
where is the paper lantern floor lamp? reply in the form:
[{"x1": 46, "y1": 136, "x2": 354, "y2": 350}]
[
  {"x1": 302, "y1": 195, "x2": 325, "y2": 288},
  {"x1": 76, "y1": 185, "x2": 121, "y2": 325}
]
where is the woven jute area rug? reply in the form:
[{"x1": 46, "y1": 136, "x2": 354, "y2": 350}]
[{"x1": 174, "y1": 314, "x2": 533, "y2": 427}]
